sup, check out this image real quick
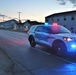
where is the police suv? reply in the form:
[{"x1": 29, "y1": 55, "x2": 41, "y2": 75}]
[{"x1": 28, "y1": 23, "x2": 76, "y2": 55}]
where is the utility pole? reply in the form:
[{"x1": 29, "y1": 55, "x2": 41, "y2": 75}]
[
  {"x1": 17, "y1": 12, "x2": 21, "y2": 22},
  {"x1": 3, "y1": 15, "x2": 5, "y2": 21},
  {"x1": 17, "y1": 12, "x2": 21, "y2": 29}
]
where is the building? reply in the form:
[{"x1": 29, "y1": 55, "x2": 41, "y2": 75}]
[
  {"x1": 45, "y1": 10, "x2": 76, "y2": 33},
  {"x1": 16, "y1": 20, "x2": 24, "y2": 30},
  {"x1": 0, "y1": 19, "x2": 18, "y2": 29},
  {"x1": 23, "y1": 20, "x2": 44, "y2": 31}
]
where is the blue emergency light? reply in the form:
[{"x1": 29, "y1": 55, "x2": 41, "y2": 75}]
[{"x1": 44, "y1": 22, "x2": 48, "y2": 26}]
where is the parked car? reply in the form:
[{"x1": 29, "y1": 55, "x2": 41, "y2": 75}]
[{"x1": 28, "y1": 23, "x2": 76, "y2": 56}]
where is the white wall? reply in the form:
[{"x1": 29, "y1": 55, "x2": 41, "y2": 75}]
[{"x1": 46, "y1": 13, "x2": 76, "y2": 33}]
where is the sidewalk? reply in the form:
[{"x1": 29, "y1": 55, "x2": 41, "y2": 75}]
[
  {"x1": 0, "y1": 48, "x2": 14, "y2": 75},
  {"x1": 0, "y1": 48, "x2": 33, "y2": 75}
]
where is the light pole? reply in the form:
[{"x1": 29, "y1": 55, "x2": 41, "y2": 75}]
[{"x1": 17, "y1": 12, "x2": 21, "y2": 22}]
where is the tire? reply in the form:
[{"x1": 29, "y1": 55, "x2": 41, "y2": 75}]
[
  {"x1": 29, "y1": 37, "x2": 36, "y2": 47},
  {"x1": 52, "y1": 41, "x2": 67, "y2": 56}
]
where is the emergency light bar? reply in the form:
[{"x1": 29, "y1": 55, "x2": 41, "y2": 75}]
[{"x1": 53, "y1": 22, "x2": 58, "y2": 26}]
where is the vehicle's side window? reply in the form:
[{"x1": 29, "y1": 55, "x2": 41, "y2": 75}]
[
  {"x1": 43, "y1": 26, "x2": 50, "y2": 33},
  {"x1": 35, "y1": 26, "x2": 43, "y2": 32},
  {"x1": 29, "y1": 26, "x2": 35, "y2": 32}
]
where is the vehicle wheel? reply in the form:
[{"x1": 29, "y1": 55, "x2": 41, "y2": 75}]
[
  {"x1": 52, "y1": 41, "x2": 67, "y2": 56},
  {"x1": 29, "y1": 37, "x2": 36, "y2": 47}
]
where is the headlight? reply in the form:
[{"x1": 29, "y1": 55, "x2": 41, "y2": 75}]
[{"x1": 63, "y1": 37, "x2": 74, "y2": 41}]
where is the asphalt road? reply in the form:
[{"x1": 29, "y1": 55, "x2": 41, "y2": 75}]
[{"x1": 0, "y1": 30, "x2": 76, "y2": 75}]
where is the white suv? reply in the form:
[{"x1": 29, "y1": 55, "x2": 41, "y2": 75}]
[{"x1": 28, "y1": 24, "x2": 76, "y2": 55}]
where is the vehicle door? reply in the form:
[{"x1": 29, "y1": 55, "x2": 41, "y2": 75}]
[
  {"x1": 41, "y1": 26, "x2": 50, "y2": 45},
  {"x1": 34, "y1": 26, "x2": 43, "y2": 43},
  {"x1": 42, "y1": 26, "x2": 55, "y2": 46}
]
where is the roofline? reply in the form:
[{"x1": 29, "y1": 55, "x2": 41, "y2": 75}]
[{"x1": 45, "y1": 10, "x2": 76, "y2": 18}]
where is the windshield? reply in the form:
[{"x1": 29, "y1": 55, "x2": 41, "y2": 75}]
[{"x1": 50, "y1": 25, "x2": 71, "y2": 34}]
